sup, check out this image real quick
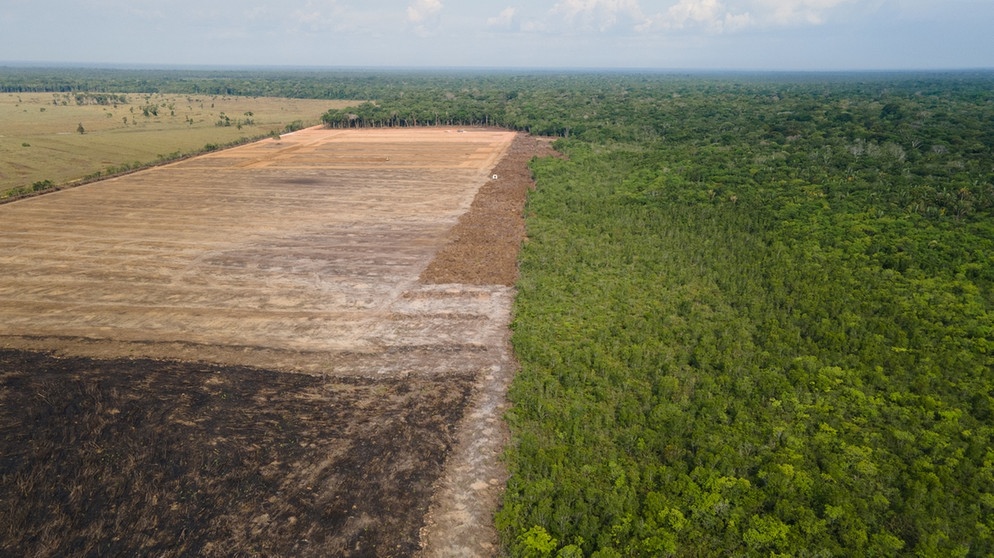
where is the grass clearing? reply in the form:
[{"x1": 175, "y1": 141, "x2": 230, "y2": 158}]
[{"x1": 0, "y1": 92, "x2": 355, "y2": 195}]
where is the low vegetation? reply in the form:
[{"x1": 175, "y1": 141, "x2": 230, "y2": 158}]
[{"x1": 0, "y1": 88, "x2": 348, "y2": 198}]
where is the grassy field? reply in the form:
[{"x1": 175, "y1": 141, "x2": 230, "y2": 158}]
[{"x1": 0, "y1": 92, "x2": 354, "y2": 196}]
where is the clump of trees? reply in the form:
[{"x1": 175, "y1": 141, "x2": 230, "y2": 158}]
[
  {"x1": 214, "y1": 111, "x2": 257, "y2": 129},
  {"x1": 0, "y1": 179, "x2": 54, "y2": 200},
  {"x1": 73, "y1": 92, "x2": 128, "y2": 106}
]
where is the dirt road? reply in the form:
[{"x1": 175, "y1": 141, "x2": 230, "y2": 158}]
[{"x1": 0, "y1": 127, "x2": 556, "y2": 556}]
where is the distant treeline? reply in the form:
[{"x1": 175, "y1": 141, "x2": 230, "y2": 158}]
[
  {"x1": 0, "y1": 66, "x2": 382, "y2": 98},
  {"x1": 4, "y1": 66, "x2": 994, "y2": 137},
  {"x1": 316, "y1": 70, "x2": 994, "y2": 138}
]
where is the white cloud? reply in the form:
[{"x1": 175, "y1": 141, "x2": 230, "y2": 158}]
[
  {"x1": 282, "y1": 1, "x2": 376, "y2": 35},
  {"x1": 551, "y1": 0, "x2": 650, "y2": 32},
  {"x1": 636, "y1": 0, "x2": 857, "y2": 33},
  {"x1": 754, "y1": 0, "x2": 856, "y2": 25},
  {"x1": 648, "y1": 0, "x2": 752, "y2": 32},
  {"x1": 722, "y1": 10, "x2": 753, "y2": 30},
  {"x1": 665, "y1": 0, "x2": 725, "y2": 28},
  {"x1": 407, "y1": 0, "x2": 443, "y2": 23},
  {"x1": 487, "y1": 7, "x2": 517, "y2": 28},
  {"x1": 256, "y1": 1, "x2": 434, "y2": 38}
]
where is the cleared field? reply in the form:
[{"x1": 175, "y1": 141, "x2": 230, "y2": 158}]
[
  {"x1": 0, "y1": 92, "x2": 352, "y2": 194},
  {"x1": 0, "y1": 126, "x2": 515, "y2": 368},
  {"x1": 0, "y1": 127, "x2": 549, "y2": 556}
]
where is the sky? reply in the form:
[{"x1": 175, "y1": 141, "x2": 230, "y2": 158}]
[{"x1": 1, "y1": 0, "x2": 992, "y2": 71}]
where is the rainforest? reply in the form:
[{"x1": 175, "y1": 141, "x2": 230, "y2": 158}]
[{"x1": 497, "y1": 72, "x2": 994, "y2": 557}]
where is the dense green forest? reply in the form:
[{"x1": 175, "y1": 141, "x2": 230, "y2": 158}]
[
  {"x1": 4, "y1": 66, "x2": 993, "y2": 555},
  {"x1": 495, "y1": 74, "x2": 994, "y2": 556}
]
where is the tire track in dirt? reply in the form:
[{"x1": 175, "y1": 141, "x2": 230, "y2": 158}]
[{"x1": 417, "y1": 135, "x2": 560, "y2": 557}]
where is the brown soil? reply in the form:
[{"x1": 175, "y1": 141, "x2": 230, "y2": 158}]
[
  {"x1": 0, "y1": 127, "x2": 557, "y2": 557},
  {"x1": 415, "y1": 134, "x2": 558, "y2": 557},
  {"x1": 421, "y1": 134, "x2": 558, "y2": 286}
]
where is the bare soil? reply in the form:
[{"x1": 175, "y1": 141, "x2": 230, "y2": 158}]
[
  {"x1": 421, "y1": 134, "x2": 557, "y2": 287},
  {"x1": 0, "y1": 128, "x2": 557, "y2": 557}
]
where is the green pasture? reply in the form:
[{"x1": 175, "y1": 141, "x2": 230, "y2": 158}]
[{"x1": 0, "y1": 92, "x2": 352, "y2": 195}]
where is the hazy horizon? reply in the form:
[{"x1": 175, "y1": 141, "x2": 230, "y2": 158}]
[{"x1": 2, "y1": 1, "x2": 991, "y2": 72}]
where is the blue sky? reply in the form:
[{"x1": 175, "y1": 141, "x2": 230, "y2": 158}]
[{"x1": 2, "y1": 0, "x2": 991, "y2": 70}]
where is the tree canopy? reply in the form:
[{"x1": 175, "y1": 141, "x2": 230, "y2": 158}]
[{"x1": 488, "y1": 71, "x2": 994, "y2": 557}]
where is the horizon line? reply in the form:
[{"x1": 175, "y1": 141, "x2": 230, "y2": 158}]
[{"x1": 2, "y1": 60, "x2": 994, "y2": 75}]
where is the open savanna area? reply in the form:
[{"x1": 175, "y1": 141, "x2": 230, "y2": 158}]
[
  {"x1": 0, "y1": 92, "x2": 354, "y2": 196},
  {"x1": 0, "y1": 126, "x2": 556, "y2": 556}
]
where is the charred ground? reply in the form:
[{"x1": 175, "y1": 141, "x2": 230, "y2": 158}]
[{"x1": 0, "y1": 349, "x2": 474, "y2": 557}]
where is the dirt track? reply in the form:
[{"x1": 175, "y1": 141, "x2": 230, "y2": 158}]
[{"x1": 0, "y1": 127, "x2": 557, "y2": 556}]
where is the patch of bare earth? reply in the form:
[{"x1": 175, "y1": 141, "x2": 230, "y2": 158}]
[
  {"x1": 0, "y1": 128, "x2": 557, "y2": 557},
  {"x1": 416, "y1": 134, "x2": 558, "y2": 557}
]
